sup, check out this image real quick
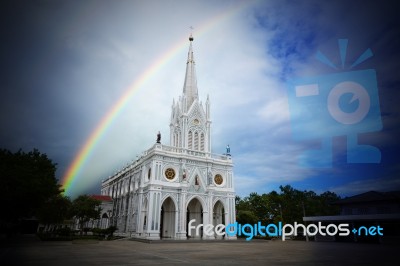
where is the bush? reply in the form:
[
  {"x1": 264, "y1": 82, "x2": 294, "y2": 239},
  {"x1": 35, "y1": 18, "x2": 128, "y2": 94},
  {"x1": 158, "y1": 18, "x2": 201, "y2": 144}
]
[
  {"x1": 92, "y1": 228, "x2": 106, "y2": 237},
  {"x1": 92, "y1": 228, "x2": 101, "y2": 235},
  {"x1": 90, "y1": 226, "x2": 118, "y2": 239},
  {"x1": 105, "y1": 226, "x2": 118, "y2": 237},
  {"x1": 57, "y1": 227, "x2": 72, "y2": 237}
]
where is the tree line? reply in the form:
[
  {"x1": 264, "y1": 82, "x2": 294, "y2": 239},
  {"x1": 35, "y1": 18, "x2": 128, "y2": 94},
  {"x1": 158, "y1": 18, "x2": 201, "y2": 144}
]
[
  {"x1": 236, "y1": 185, "x2": 341, "y2": 225},
  {"x1": 0, "y1": 148, "x2": 102, "y2": 236}
]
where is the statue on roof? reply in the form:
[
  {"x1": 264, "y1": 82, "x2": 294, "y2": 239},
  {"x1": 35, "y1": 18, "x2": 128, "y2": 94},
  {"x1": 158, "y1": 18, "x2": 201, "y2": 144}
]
[{"x1": 156, "y1": 131, "x2": 161, "y2": 143}]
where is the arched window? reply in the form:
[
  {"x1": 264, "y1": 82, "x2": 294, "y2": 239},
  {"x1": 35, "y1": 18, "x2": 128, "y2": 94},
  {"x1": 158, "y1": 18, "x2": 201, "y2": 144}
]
[
  {"x1": 188, "y1": 131, "x2": 193, "y2": 149},
  {"x1": 200, "y1": 133, "x2": 205, "y2": 151},
  {"x1": 194, "y1": 132, "x2": 199, "y2": 150}
]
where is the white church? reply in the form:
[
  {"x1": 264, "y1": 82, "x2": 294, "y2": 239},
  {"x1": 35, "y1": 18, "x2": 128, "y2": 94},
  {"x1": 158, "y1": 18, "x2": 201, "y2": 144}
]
[{"x1": 100, "y1": 35, "x2": 236, "y2": 240}]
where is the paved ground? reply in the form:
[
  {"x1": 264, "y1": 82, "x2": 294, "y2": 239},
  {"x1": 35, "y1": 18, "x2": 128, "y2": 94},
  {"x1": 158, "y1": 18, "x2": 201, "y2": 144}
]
[{"x1": 1, "y1": 235, "x2": 398, "y2": 265}]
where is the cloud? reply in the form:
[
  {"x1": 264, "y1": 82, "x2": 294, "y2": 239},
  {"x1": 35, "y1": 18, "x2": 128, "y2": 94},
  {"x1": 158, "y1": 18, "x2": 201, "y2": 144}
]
[
  {"x1": 257, "y1": 96, "x2": 290, "y2": 126},
  {"x1": 0, "y1": 0, "x2": 398, "y2": 198},
  {"x1": 329, "y1": 176, "x2": 400, "y2": 196}
]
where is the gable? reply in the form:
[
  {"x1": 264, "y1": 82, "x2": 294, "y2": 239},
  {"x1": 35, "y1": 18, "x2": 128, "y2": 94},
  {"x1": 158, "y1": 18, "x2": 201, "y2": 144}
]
[{"x1": 187, "y1": 100, "x2": 206, "y2": 123}]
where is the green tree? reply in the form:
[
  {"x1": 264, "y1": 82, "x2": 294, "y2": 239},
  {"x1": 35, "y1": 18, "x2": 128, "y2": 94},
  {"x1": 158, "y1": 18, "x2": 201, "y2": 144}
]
[
  {"x1": 265, "y1": 190, "x2": 282, "y2": 224},
  {"x1": 247, "y1": 193, "x2": 270, "y2": 224},
  {"x1": 279, "y1": 185, "x2": 305, "y2": 224},
  {"x1": 0, "y1": 149, "x2": 62, "y2": 230},
  {"x1": 70, "y1": 195, "x2": 101, "y2": 234},
  {"x1": 236, "y1": 210, "x2": 258, "y2": 225},
  {"x1": 37, "y1": 194, "x2": 72, "y2": 226},
  {"x1": 236, "y1": 195, "x2": 251, "y2": 212},
  {"x1": 314, "y1": 191, "x2": 341, "y2": 216}
]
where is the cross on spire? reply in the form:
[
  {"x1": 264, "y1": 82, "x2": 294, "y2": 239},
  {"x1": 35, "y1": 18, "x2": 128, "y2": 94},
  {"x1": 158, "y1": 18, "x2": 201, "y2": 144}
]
[{"x1": 189, "y1": 26, "x2": 194, "y2": 42}]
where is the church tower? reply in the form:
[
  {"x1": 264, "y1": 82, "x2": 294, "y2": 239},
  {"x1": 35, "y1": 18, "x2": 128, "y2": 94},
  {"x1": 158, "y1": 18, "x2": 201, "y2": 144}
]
[
  {"x1": 170, "y1": 34, "x2": 211, "y2": 152},
  {"x1": 101, "y1": 34, "x2": 236, "y2": 241}
]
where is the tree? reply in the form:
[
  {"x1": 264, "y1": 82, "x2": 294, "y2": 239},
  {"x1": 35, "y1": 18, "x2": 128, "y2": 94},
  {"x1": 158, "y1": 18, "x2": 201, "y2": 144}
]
[
  {"x1": 37, "y1": 194, "x2": 72, "y2": 227},
  {"x1": 236, "y1": 195, "x2": 251, "y2": 212},
  {"x1": 247, "y1": 193, "x2": 270, "y2": 224},
  {"x1": 264, "y1": 190, "x2": 282, "y2": 224},
  {"x1": 315, "y1": 191, "x2": 341, "y2": 216},
  {"x1": 279, "y1": 185, "x2": 305, "y2": 224},
  {"x1": 70, "y1": 195, "x2": 101, "y2": 234},
  {"x1": 236, "y1": 210, "x2": 258, "y2": 225},
  {"x1": 0, "y1": 149, "x2": 62, "y2": 231}
]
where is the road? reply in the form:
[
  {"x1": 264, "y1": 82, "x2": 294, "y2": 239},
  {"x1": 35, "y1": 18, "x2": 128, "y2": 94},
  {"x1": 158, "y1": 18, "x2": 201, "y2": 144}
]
[{"x1": 1, "y1": 235, "x2": 398, "y2": 265}]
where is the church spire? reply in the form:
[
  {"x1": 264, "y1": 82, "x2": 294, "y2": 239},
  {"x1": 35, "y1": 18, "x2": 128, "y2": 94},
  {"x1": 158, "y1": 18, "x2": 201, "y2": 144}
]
[{"x1": 182, "y1": 34, "x2": 198, "y2": 111}]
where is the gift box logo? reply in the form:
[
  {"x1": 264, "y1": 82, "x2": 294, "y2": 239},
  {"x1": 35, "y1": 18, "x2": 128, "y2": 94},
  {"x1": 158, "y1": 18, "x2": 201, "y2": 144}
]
[{"x1": 287, "y1": 39, "x2": 382, "y2": 167}]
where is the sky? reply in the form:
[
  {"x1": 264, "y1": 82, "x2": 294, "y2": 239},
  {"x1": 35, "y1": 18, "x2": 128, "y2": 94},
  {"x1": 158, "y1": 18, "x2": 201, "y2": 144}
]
[{"x1": 0, "y1": 0, "x2": 399, "y2": 199}]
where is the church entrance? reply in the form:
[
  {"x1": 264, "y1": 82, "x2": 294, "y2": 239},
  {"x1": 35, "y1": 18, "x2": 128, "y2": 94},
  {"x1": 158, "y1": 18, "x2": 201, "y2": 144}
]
[
  {"x1": 100, "y1": 213, "x2": 109, "y2": 229},
  {"x1": 213, "y1": 201, "x2": 225, "y2": 239},
  {"x1": 160, "y1": 197, "x2": 176, "y2": 238},
  {"x1": 186, "y1": 198, "x2": 203, "y2": 238}
]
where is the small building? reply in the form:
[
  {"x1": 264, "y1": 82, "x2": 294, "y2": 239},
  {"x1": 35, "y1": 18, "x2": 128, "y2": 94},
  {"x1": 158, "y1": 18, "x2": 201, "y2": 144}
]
[
  {"x1": 72, "y1": 195, "x2": 113, "y2": 231},
  {"x1": 91, "y1": 195, "x2": 113, "y2": 229},
  {"x1": 303, "y1": 191, "x2": 400, "y2": 243}
]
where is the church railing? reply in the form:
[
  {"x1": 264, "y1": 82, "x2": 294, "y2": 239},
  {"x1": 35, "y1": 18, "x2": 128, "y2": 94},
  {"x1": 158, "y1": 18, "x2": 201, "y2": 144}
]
[
  {"x1": 156, "y1": 144, "x2": 231, "y2": 161},
  {"x1": 210, "y1": 153, "x2": 231, "y2": 160},
  {"x1": 103, "y1": 144, "x2": 232, "y2": 183}
]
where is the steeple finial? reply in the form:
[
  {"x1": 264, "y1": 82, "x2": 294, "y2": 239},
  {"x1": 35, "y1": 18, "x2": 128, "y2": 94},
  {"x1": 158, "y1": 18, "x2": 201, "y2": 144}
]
[
  {"x1": 182, "y1": 32, "x2": 198, "y2": 110},
  {"x1": 189, "y1": 26, "x2": 194, "y2": 41}
]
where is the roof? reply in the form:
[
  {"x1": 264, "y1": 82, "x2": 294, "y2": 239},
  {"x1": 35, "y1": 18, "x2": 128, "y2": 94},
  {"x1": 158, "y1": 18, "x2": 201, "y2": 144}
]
[
  {"x1": 90, "y1": 195, "x2": 113, "y2": 202},
  {"x1": 333, "y1": 191, "x2": 400, "y2": 205},
  {"x1": 303, "y1": 213, "x2": 400, "y2": 222}
]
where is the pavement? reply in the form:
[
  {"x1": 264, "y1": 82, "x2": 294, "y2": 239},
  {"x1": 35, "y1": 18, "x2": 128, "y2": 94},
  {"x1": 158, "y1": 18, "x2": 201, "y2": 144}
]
[{"x1": 1, "y1": 235, "x2": 398, "y2": 265}]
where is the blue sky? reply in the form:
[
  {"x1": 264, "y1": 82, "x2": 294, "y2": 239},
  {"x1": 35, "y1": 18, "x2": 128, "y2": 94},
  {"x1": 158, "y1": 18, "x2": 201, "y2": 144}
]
[{"x1": 0, "y1": 0, "x2": 399, "y2": 198}]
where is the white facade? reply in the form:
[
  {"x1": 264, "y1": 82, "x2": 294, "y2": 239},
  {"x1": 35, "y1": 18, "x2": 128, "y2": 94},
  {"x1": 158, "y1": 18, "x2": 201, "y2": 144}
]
[{"x1": 101, "y1": 35, "x2": 236, "y2": 240}]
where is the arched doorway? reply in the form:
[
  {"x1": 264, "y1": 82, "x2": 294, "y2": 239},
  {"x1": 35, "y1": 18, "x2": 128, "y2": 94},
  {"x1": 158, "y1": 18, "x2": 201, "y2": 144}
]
[
  {"x1": 186, "y1": 198, "x2": 203, "y2": 238},
  {"x1": 160, "y1": 197, "x2": 176, "y2": 238},
  {"x1": 213, "y1": 201, "x2": 225, "y2": 239},
  {"x1": 101, "y1": 213, "x2": 109, "y2": 229}
]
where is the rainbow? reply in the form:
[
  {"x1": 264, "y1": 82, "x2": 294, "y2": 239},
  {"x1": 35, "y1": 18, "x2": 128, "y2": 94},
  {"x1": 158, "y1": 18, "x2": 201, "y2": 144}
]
[{"x1": 61, "y1": 1, "x2": 254, "y2": 196}]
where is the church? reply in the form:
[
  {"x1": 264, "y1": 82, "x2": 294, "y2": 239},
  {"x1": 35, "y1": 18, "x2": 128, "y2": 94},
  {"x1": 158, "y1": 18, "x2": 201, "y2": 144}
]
[{"x1": 100, "y1": 35, "x2": 236, "y2": 240}]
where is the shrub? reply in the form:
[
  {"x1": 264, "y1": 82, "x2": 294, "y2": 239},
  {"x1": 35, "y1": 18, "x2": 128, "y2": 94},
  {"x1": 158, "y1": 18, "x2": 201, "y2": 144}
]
[
  {"x1": 105, "y1": 226, "x2": 118, "y2": 237},
  {"x1": 57, "y1": 227, "x2": 72, "y2": 237}
]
